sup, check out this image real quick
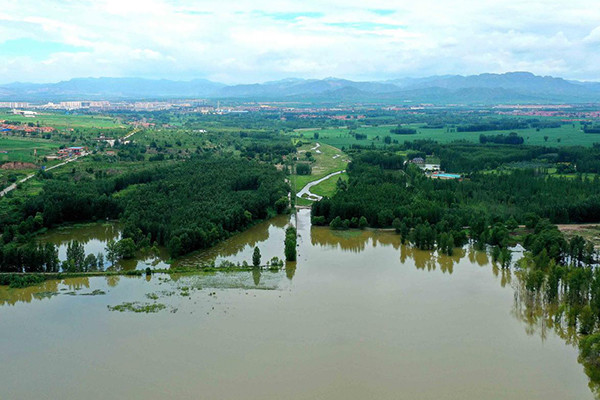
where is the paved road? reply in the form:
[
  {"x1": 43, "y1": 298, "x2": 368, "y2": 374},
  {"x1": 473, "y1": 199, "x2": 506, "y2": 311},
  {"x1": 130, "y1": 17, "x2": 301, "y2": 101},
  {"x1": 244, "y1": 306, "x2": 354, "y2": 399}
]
[
  {"x1": 0, "y1": 127, "x2": 141, "y2": 198},
  {"x1": 296, "y1": 170, "x2": 345, "y2": 201},
  {"x1": 0, "y1": 153, "x2": 89, "y2": 197}
]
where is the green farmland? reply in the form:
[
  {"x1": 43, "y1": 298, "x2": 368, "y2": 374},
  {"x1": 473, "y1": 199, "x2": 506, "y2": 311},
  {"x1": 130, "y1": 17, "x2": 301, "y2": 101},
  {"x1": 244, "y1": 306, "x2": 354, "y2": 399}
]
[
  {"x1": 0, "y1": 137, "x2": 59, "y2": 163},
  {"x1": 0, "y1": 111, "x2": 124, "y2": 129},
  {"x1": 292, "y1": 121, "x2": 600, "y2": 148}
]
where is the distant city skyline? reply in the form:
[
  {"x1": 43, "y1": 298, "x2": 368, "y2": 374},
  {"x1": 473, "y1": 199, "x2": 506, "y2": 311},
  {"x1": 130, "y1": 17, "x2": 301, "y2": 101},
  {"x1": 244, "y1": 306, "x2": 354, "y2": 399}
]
[{"x1": 1, "y1": 0, "x2": 600, "y2": 84}]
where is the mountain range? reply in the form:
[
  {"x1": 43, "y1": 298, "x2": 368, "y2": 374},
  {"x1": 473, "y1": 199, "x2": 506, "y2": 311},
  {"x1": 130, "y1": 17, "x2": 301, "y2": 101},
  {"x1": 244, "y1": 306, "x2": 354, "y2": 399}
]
[{"x1": 2, "y1": 72, "x2": 600, "y2": 104}]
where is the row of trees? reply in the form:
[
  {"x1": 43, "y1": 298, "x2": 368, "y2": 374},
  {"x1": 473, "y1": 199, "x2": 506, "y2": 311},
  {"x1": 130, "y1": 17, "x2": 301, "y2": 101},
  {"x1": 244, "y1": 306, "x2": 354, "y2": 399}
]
[{"x1": 284, "y1": 226, "x2": 297, "y2": 261}]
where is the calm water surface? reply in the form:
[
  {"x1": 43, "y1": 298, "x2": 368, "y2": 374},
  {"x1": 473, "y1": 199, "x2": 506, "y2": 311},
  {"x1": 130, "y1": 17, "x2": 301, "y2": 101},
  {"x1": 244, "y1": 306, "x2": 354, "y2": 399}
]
[{"x1": 0, "y1": 209, "x2": 594, "y2": 399}]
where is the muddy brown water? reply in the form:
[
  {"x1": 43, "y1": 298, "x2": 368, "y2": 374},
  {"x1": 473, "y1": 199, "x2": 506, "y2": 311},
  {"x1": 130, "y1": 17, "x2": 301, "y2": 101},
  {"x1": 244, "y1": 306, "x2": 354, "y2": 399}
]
[{"x1": 0, "y1": 209, "x2": 595, "y2": 399}]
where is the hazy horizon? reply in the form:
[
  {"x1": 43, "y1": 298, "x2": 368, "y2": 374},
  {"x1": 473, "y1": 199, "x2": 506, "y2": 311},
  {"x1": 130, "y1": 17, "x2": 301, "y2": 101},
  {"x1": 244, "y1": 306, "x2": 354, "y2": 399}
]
[
  {"x1": 3, "y1": 71, "x2": 600, "y2": 87},
  {"x1": 2, "y1": 0, "x2": 600, "y2": 85}
]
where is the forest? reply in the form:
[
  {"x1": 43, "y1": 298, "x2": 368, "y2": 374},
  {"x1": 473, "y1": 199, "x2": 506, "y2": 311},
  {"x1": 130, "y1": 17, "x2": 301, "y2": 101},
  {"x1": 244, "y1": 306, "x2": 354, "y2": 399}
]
[
  {"x1": 0, "y1": 156, "x2": 288, "y2": 272},
  {"x1": 312, "y1": 149, "x2": 600, "y2": 230}
]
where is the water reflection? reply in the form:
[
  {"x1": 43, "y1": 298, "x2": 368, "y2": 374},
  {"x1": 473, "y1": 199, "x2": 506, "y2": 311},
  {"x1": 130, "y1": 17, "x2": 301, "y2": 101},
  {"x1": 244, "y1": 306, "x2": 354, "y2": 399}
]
[
  {"x1": 312, "y1": 225, "x2": 470, "y2": 275},
  {"x1": 511, "y1": 272, "x2": 579, "y2": 346},
  {"x1": 285, "y1": 261, "x2": 296, "y2": 281},
  {"x1": 16, "y1": 217, "x2": 592, "y2": 352},
  {"x1": 38, "y1": 222, "x2": 170, "y2": 271},
  {"x1": 252, "y1": 268, "x2": 261, "y2": 286},
  {"x1": 1, "y1": 210, "x2": 597, "y2": 400},
  {"x1": 176, "y1": 214, "x2": 290, "y2": 267},
  {"x1": 37, "y1": 215, "x2": 293, "y2": 271},
  {"x1": 0, "y1": 277, "x2": 92, "y2": 306}
]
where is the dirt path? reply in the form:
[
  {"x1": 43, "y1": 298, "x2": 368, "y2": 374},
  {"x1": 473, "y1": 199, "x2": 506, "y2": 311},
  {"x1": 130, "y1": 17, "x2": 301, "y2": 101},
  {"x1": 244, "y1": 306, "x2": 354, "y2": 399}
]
[{"x1": 557, "y1": 223, "x2": 600, "y2": 232}]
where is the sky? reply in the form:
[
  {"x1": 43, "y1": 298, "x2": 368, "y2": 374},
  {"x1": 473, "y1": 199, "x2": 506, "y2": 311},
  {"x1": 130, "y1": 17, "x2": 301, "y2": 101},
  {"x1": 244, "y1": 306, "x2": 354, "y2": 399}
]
[{"x1": 1, "y1": 0, "x2": 600, "y2": 84}]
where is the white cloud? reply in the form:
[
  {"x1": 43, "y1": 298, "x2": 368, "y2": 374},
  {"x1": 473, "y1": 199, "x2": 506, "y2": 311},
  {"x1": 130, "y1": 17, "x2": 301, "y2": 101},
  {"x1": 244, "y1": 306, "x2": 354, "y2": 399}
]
[
  {"x1": 0, "y1": 0, "x2": 600, "y2": 83},
  {"x1": 584, "y1": 26, "x2": 600, "y2": 44}
]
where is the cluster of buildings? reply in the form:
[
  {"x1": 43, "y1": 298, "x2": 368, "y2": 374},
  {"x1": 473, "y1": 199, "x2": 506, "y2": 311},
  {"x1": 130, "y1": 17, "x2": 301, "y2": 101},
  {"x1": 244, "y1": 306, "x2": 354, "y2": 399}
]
[
  {"x1": 494, "y1": 104, "x2": 600, "y2": 119},
  {"x1": 37, "y1": 101, "x2": 111, "y2": 110},
  {"x1": 0, "y1": 122, "x2": 54, "y2": 134},
  {"x1": 0, "y1": 102, "x2": 30, "y2": 109},
  {"x1": 0, "y1": 99, "x2": 380, "y2": 115},
  {"x1": 408, "y1": 157, "x2": 462, "y2": 180},
  {"x1": 46, "y1": 146, "x2": 87, "y2": 160},
  {"x1": 295, "y1": 113, "x2": 366, "y2": 120}
]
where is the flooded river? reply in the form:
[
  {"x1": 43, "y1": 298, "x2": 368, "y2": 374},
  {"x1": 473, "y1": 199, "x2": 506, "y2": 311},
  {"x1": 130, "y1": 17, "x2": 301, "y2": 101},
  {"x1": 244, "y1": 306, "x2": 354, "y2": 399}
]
[{"x1": 0, "y1": 209, "x2": 595, "y2": 399}]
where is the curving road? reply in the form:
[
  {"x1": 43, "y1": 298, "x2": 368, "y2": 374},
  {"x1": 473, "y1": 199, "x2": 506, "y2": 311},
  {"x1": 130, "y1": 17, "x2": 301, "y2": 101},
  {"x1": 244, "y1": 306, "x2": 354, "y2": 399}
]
[{"x1": 296, "y1": 170, "x2": 346, "y2": 201}]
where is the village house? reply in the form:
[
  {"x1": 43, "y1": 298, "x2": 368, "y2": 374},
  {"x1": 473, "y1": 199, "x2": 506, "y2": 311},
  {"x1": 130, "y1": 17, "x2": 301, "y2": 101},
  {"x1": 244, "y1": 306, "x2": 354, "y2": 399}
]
[{"x1": 57, "y1": 146, "x2": 87, "y2": 158}]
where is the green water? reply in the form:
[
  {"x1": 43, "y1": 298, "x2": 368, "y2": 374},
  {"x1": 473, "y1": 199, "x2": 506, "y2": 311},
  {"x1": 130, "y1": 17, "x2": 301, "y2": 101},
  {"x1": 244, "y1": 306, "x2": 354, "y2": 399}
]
[{"x1": 0, "y1": 209, "x2": 595, "y2": 399}]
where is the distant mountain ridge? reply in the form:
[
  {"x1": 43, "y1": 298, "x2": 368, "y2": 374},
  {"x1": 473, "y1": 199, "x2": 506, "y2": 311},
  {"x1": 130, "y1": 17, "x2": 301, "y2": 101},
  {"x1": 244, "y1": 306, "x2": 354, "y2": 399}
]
[{"x1": 2, "y1": 72, "x2": 600, "y2": 104}]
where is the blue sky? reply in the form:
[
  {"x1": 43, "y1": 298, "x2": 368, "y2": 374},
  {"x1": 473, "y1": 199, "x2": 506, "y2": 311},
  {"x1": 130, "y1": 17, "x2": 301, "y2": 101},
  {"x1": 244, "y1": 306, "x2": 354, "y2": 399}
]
[
  {"x1": 0, "y1": 39, "x2": 88, "y2": 60},
  {"x1": 1, "y1": 0, "x2": 600, "y2": 84}
]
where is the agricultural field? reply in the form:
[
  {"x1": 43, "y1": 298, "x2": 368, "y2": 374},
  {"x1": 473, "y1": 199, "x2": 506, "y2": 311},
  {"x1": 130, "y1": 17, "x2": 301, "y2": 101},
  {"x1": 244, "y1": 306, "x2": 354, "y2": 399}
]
[
  {"x1": 0, "y1": 111, "x2": 124, "y2": 129},
  {"x1": 0, "y1": 136, "x2": 59, "y2": 163},
  {"x1": 291, "y1": 121, "x2": 600, "y2": 148}
]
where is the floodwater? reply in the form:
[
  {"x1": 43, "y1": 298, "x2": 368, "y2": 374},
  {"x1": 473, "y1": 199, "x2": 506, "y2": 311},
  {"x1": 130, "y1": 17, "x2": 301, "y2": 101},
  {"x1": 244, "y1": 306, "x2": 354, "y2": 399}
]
[
  {"x1": 37, "y1": 215, "x2": 291, "y2": 270},
  {"x1": 0, "y1": 209, "x2": 595, "y2": 400},
  {"x1": 38, "y1": 222, "x2": 171, "y2": 270}
]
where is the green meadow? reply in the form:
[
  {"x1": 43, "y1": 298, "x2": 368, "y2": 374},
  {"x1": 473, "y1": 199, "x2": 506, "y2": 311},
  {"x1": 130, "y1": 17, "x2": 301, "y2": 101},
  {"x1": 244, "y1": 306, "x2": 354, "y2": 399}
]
[
  {"x1": 291, "y1": 142, "x2": 347, "y2": 193},
  {"x1": 291, "y1": 142, "x2": 348, "y2": 206},
  {"x1": 291, "y1": 121, "x2": 600, "y2": 148},
  {"x1": 311, "y1": 171, "x2": 348, "y2": 198}
]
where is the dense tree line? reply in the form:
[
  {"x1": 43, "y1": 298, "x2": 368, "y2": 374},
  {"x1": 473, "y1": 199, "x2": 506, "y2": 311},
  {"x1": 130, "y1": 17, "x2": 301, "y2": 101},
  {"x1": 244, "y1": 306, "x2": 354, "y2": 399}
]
[
  {"x1": 390, "y1": 126, "x2": 417, "y2": 135},
  {"x1": 312, "y1": 152, "x2": 600, "y2": 250},
  {"x1": 118, "y1": 157, "x2": 288, "y2": 257},
  {"x1": 398, "y1": 140, "x2": 600, "y2": 174},
  {"x1": 457, "y1": 120, "x2": 529, "y2": 132},
  {"x1": 583, "y1": 126, "x2": 600, "y2": 134},
  {"x1": 479, "y1": 132, "x2": 524, "y2": 145},
  {"x1": 296, "y1": 163, "x2": 312, "y2": 175}
]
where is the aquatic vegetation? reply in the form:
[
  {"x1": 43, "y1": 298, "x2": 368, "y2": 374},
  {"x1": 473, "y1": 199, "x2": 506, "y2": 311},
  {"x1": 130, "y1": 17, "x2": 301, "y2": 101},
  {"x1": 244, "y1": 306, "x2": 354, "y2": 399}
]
[
  {"x1": 107, "y1": 301, "x2": 167, "y2": 313},
  {"x1": 0, "y1": 274, "x2": 46, "y2": 288},
  {"x1": 33, "y1": 291, "x2": 60, "y2": 300},
  {"x1": 79, "y1": 289, "x2": 106, "y2": 296}
]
